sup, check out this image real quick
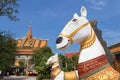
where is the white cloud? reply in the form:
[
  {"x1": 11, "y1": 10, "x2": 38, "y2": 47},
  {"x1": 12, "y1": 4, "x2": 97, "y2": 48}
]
[{"x1": 85, "y1": 0, "x2": 106, "y2": 10}]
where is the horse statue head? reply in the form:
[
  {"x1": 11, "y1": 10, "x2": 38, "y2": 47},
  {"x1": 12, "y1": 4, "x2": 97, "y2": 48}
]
[
  {"x1": 56, "y1": 6, "x2": 94, "y2": 50},
  {"x1": 46, "y1": 54, "x2": 59, "y2": 65}
]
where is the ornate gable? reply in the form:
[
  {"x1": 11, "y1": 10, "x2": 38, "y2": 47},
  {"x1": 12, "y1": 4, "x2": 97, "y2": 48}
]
[{"x1": 16, "y1": 24, "x2": 47, "y2": 54}]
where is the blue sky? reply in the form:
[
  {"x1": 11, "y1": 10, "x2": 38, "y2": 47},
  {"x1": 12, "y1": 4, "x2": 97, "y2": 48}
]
[{"x1": 0, "y1": 0, "x2": 120, "y2": 54}]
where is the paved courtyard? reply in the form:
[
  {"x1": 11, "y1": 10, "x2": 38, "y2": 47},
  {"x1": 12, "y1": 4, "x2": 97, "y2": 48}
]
[{"x1": 3, "y1": 76, "x2": 36, "y2": 80}]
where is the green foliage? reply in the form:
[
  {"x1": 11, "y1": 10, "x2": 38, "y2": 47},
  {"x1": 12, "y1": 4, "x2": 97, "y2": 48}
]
[
  {"x1": 34, "y1": 46, "x2": 53, "y2": 79},
  {"x1": 58, "y1": 53, "x2": 79, "y2": 71},
  {"x1": 18, "y1": 59, "x2": 24, "y2": 69},
  {"x1": 72, "y1": 55, "x2": 79, "y2": 69},
  {"x1": 0, "y1": 0, "x2": 19, "y2": 21},
  {"x1": 0, "y1": 31, "x2": 17, "y2": 73}
]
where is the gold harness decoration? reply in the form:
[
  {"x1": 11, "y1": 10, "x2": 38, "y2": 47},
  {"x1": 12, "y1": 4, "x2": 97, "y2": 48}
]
[
  {"x1": 80, "y1": 31, "x2": 96, "y2": 49},
  {"x1": 60, "y1": 21, "x2": 90, "y2": 44},
  {"x1": 64, "y1": 71, "x2": 78, "y2": 80},
  {"x1": 51, "y1": 66, "x2": 61, "y2": 79},
  {"x1": 60, "y1": 21, "x2": 96, "y2": 49},
  {"x1": 51, "y1": 62, "x2": 61, "y2": 79}
]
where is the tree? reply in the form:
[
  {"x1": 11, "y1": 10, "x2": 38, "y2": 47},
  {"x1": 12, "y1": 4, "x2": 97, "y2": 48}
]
[
  {"x1": 34, "y1": 46, "x2": 53, "y2": 80},
  {"x1": 58, "y1": 54, "x2": 70, "y2": 71},
  {"x1": 0, "y1": 31, "x2": 17, "y2": 74},
  {"x1": 0, "y1": 0, "x2": 19, "y2": 21},
  {"x1": 58, "y1": 53, "x2": 79, "y2": 71},
  {"x1": 71, "y1": 55, "x2": 79, "y2": 70},
  {"x1": 18, "y1": 59, "x2": 25, "y2": 75}
]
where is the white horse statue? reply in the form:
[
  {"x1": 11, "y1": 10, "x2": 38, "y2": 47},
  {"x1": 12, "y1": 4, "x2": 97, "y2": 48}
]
[
  {"x1": 46, "y1": 54, "x2": 78, "y2": 80},
  {"x1": 56, "y1": 6, "x2": 120, "y2": 80}
]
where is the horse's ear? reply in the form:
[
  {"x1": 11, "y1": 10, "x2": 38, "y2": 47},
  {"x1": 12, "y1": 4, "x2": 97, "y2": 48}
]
[
  {"x1": 81, "y1": 6, "x2": 87, "y2": 17},
  {"x1": 73, "y1": 13, "x2": 79, "y2": 18}
]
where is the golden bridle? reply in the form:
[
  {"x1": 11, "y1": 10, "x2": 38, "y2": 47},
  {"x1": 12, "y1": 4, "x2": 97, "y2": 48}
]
[{"x1": 59, "y1": 21, "x2": 96, "y2": 49}]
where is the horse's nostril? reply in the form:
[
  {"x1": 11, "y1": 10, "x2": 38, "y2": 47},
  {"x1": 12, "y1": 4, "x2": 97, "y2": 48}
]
[{"x1": 56, "y1": 37, "x2": 63, "y2": 44}]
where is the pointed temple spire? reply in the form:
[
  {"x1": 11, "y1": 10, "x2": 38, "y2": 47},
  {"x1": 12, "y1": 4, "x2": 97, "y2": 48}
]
[{"x1": 26, "y1": 23, "x2": 32, "y2": 39}]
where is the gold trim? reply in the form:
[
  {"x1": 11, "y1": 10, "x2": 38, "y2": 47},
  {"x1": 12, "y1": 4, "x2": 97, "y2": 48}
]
[
  {"x1": 80, "y1": 25, "x2": 93, "y2": 44},
  {"x1": 51, "y1": 61, "x2": 61, "y2": 79},
  {"x1": 80, "y1": 31, "x2": 96, "y2": 49},
  {"x1": 68, "y1": 21, "x2": 90, "y2": 38},
  {"x1": 59, "y1": 21, "x2": 96, "y2": 49},
  {"x1": 83, "y1": 66, "x2": 120, "y2": 80},
  {"x1": 52, "y1": 62, "x2": 59, "y2": 67},
  {"x1": 60, "y1": 21, "x2": 89, "y2": 44},
  {"x1": 51, "y1": 66, "x2": 61, "y2": 79},
  {"x1": 64, "y1": 71, "x2": 78, "y2": 80}
]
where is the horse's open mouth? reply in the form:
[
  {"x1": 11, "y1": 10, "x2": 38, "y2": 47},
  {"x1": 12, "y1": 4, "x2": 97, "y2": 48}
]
[{"x1": 58, "y1": 43, "x2": 69, "y2": 50}]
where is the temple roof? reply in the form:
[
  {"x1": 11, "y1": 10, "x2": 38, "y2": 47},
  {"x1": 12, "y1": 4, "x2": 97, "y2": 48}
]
[
  {"x1": 26, "y1": 24, "x2": 32, "y2": 39},
  {"x1": 16, "y1": 24, "x2": 48, "y2": 54},
  {"x1": 108, "y1": 43, "x2": 120, "y2": 54}
]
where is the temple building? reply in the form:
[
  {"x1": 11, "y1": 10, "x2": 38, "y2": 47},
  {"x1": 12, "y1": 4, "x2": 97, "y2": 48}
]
[
  {"x1": 109, "y1": 43, "x2": 120, "y2": 62},
  {"x1": 109, "y1": 43, "x2": 120, "y2": 55},
  {"x1": 15, "y1": 23, "x2": 48, "y2": 70}
]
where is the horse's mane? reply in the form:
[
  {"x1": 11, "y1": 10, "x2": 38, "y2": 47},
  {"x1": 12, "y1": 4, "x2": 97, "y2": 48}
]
[{"x1": 89, "y1": 20, "x2": 115, "y2": 64}]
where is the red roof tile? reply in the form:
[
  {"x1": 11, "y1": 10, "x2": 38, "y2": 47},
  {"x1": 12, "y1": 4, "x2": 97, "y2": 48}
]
[{"x1": 65, "y1": 52, "x2": 79, "y2": 59}]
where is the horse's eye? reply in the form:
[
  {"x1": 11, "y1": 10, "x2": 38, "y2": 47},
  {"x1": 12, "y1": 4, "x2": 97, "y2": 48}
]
[{"x1": 72, "y1": 19, "x2": 77, "y2": 22}]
